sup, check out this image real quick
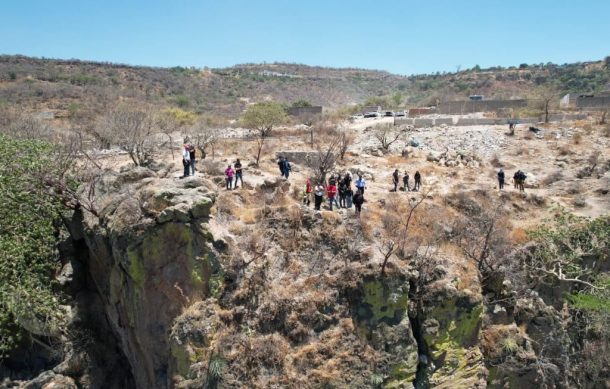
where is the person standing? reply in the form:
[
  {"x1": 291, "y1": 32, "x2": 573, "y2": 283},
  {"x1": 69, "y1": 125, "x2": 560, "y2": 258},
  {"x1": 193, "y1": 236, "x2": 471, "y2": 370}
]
[
  {"x1": 314, "y1": 182, "x2": 325, "y2": 211},
  {"x1": 517, "y1": 170, "x2": 526, "y2": 192},
  {"x1": 414, "y1": 171, "x2": 421, "y2": 191},
  {"x1": 392, "y1": 169, "x2": 400, "y2": 192},
  {"x1": 497, "y1": 168, "x2": 505, "y2": 190},
  {"x1": 303, "y1": 178, "x2": 312, "y2": 206},
  {"x1": 402, "y1": 171, "x2": 410, "y2": 191},
  {"x1": 326, "y1": 179, "x2": 338, "y2": 211},
  {"x1": 353, "y1": 190, "x2": 364, "y2": 217},
  {"x1": 181, "y1": 144, "x2": 191, "y2": 178},
  {"x1": 355, "y1": 175, "x2": 366, "y2": 195},
  {"x1": 345, "y1": 185, "x2": 353, "y2": 209},
  {"x1": 338, "y1": 178, "x2": 348, "y2": 208},
  {"x1": 234, "y1": 159, "x2": 243, "y2": 188},
  {"x1": 188, "y1": 144, "x2": 196, "y2": 175},
  {"x1": 513, "y1": 171, "x2": 519, "y2": 189},
  {"x1": 225, "y1": 165, "x2": 235, "y2": 190},
  {"x1": 278, "y1": 156, "x2": 285, "y2": 176},
  {"x1": 283, "y1": 158, "x2": 292, "y2": 179},
  {"x1": 343, "y1": 172, "x2": 352, "y2": 189}
]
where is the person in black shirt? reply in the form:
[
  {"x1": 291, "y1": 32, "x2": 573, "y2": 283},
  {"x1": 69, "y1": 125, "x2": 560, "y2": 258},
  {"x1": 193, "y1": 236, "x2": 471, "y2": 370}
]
[
  {"x1": 392, "y1": 169, "x2": 399, "y2": 192},
  {"x1": 413, "y1": 171, "x2": 422, "y2": 191},
  {"x1": 353, "y1": 191, "x2": 364, "y2": 217},
  {"x1": 497, "y1": 169, "x2": 505, "y2": 190},
  {"x1": 234, "y1": 159, "x2": 243, "y2": 188},
  {"x1": 188, "y1": 144, "x2": 196, "y2": 175}
]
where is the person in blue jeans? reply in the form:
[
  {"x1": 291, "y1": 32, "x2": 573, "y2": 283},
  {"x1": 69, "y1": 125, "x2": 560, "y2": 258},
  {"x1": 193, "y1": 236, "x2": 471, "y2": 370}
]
[
  {"x1": 234, "y1": 159, "x2": 243, "y2": 188},
  {"x1": 282, "y1": 158, "x2": 292, "y2": 179}
]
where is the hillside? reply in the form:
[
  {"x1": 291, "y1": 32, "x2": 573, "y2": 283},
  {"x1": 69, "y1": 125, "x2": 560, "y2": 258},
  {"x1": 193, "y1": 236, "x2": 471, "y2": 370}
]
[{"x1": 1, "y1": 55, "x2": 609, "y2": 119}]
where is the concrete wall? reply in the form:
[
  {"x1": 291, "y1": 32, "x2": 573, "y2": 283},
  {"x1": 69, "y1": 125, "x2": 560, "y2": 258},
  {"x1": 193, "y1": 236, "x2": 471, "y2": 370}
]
[
  {"x1": 361, "y1": 105, "x2": 381, "y2": 114},
  {"x1": 394, "y1": 116, "x2": 544, "y2": 127},
  {"x1": 438, "y1": 99, "x2": 529, "y2": 114},
  {"x1": 408, "y1": 107, "x2": 436, "y2": 117},
  {"x1": 576, "y1": 96, "x2": 610, "y2": 110},
  {"x1": 287, "y1": 106, "x2": 323, "y2": 117}
]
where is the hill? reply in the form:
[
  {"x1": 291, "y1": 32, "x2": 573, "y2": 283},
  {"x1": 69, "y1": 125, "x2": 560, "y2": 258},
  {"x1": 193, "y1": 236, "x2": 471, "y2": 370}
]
[{"x1": 0, "y1": 55, "x2": 609, "y2": 119}]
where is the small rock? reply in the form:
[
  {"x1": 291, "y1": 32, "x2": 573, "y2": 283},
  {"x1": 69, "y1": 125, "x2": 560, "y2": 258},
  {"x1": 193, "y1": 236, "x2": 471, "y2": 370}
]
[
  {"x1": 191, "y1": 197, "x2": 213, "y2": 218},
  {"x1": 573, "y1": 196, "x2": 586, "y2": 208}
]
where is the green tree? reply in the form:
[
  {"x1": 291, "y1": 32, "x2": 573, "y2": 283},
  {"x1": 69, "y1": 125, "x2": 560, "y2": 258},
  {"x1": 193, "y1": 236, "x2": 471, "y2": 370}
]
[
  {"x1": 0, "y1": 135, "x2": 68, "y2": 357},
  {"x1": 242, "y1": 102, "x2": 287, "y2": 166},
  {"x1": 290, "y1": 99, "x2": 312, "y2": 108},
  {"x1": 391, "y1": 91, "x2": 403, "y2": 108}
]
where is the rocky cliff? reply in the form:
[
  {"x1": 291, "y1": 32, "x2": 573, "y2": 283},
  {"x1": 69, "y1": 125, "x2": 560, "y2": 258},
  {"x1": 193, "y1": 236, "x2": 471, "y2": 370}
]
[
  {"x1": 9, "y1": 165, "x2": 607, "y2": 389},
  {"x1": 72, "y1": 167, "x2": 222, "y2": 389}
]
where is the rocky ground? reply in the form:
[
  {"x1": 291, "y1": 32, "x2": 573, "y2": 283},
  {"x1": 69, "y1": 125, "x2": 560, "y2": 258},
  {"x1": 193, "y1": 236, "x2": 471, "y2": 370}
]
[{"x1": 4, "y1": 115, "x2": 608, "y2": 389}]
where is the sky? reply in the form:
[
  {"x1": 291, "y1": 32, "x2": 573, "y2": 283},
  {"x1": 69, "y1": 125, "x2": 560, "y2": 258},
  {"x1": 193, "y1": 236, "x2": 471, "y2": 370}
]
[{"x1": 1, "y1": 0, "x2": 609, "y2": 75}]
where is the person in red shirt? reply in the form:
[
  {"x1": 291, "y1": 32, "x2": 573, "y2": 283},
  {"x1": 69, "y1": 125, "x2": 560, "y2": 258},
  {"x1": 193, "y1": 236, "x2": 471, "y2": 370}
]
[
  {"x1": 326, "y1": 181, "x2": 338, "y2": 211},
  {"x1": 303, "y1": 178, "x2": 312, "y2": 206}
]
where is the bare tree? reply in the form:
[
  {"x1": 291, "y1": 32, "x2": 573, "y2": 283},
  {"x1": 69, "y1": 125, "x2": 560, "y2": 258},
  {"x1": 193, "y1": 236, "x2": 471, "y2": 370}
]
[
  {"x1": 308, "y1": 135, "x2": 340, "y2": 184},
  {"x1": 378, "y1": 194, "x2": 427, "y2": 276},
  {"x1": 534, "y1": 85, "x2": 561, "y2": 124},
  {"x1": 157, "y1": 108, "x2": 197, "y2": 160},
  {"x1": 190, "y1": 121, "x2": 220, "y2": 160},
  {"x1": 373, "y1": 124, "x2": 403, "y2": 151},
  {"x1": 453, "y1": 200, "x2": 513, "y2": 288},
  {"x1": 99, "y1": 106, "x2": 157, "y2": 166},
  {"x1": 599, "y1": 109, "x2": 607, "y2": 125},
  {"x1": 338, "y1": 131, "x2": 355, "y2": 160}
]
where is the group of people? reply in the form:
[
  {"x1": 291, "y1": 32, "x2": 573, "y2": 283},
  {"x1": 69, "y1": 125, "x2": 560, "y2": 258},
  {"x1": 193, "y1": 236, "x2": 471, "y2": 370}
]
[
  {"x1": 392, "y1": 169, "x2": 422, "y2": 192},
  {"x1": 224, "y1": 159, "x2": 244, "y2": 189},
  {"x1": 497, "y1": 169, "x2": 527, "y2": 192},
  {"x1": 303, "y1": 172, "x2": 366, "y2": 216},
  {"x1": 181, "y1": 143, "x2": 197, "y2": 178}
]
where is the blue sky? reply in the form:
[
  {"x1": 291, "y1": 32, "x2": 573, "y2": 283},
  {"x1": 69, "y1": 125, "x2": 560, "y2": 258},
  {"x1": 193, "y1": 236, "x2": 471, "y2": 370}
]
[{"x1": 1, "y1": 0, "x2": 608, "y2": 75}]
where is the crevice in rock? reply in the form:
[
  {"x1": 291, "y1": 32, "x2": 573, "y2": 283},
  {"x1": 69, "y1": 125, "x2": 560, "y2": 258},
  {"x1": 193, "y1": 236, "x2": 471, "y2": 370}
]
[
  {"x1": 69, "y1": 233, "x2": 136, "y2": 388},
  {"x1": 409, "y1": 279, "x2": 430, "y2": 389}
]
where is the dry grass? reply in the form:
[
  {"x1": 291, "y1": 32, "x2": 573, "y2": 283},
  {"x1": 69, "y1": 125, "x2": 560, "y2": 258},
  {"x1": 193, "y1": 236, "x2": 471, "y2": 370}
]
[
  {"x1": 234, "y1": 207, "x2": 261, "y2": 224},
  {"x1": 387, "y1": 155, "x2": 407, "y2": 165},
  {"x1": 511, "y1": 228, "x2": 529, "y2": 244}
]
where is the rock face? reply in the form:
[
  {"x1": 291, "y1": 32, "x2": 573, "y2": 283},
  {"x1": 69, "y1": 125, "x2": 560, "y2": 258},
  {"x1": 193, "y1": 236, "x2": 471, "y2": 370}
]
[{"x1": 74, "y1": 169, "x2": 222, "y2": 389}]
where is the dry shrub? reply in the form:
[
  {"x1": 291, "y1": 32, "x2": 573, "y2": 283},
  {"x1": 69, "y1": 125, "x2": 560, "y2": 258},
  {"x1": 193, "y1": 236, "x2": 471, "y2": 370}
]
[
  {"x1": 215, "y1": 192, "x2": 238, "y2": 218},
  {"x1": 557, "y1": 144, "x2": 572, "y2": 156},
  {"x1": 235, "y1": 207, "x2": 261, "y2": 224},
  {"x1": 567, "y1": 182, "x2": 582, "y2": 195},
  {"x1": 199, "y1": 159, "x2": 225, "y2": 176},
  {"x1": 603, "y1": 125, "x2": 610, "y2": 137},
  {"x1": 541, "y1": 170, "x2": 563, "y2": 186},
  {"x1": 490, "y1": 154, "x2": 502, "y2": 167},
  {"x1": 573, "y1": 132, "x2": 583, "y2": 144},
  {"x1": 250, "y1": 334, "x2": 290, "y2": 369},
  {"x1": 582, "y1": 123, "x2": 594, "y2": 134},
  {"x1": 511, "y1": 228, "x2": 529, "y2": 244}
]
